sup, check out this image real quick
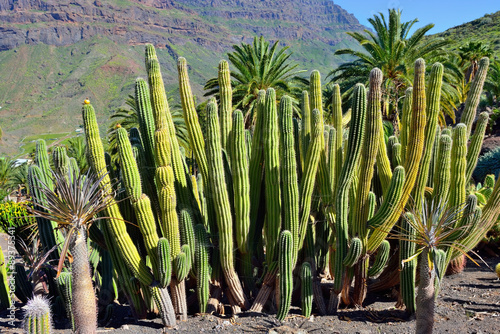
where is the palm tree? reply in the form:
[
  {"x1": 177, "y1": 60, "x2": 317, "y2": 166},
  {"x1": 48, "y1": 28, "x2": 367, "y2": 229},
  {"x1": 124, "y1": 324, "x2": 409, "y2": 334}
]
[
  {"x1": 329, "y1": 9, "x2": 448, "y2": 127},
  {"x1": 458, "y1": 41, "x2": 493, "y2": 83},
  {"x1": 204, "y1": 36, "x2": 305, "y2": 122}
]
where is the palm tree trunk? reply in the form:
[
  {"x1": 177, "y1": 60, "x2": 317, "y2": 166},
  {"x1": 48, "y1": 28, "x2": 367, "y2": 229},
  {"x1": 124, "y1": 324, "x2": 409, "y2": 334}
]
[
  {"x1": 70, "y1": 227, "x2": 97, "y2": 334},
  {"x1": 416, "y1": 249, "x2": 435, "y2": 334}
]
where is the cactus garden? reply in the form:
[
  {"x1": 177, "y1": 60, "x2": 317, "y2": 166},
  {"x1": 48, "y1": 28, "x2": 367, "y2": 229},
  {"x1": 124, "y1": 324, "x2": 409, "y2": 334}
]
[{"x1": 1, "y1": 7, "x2": 500, "y2": 334}]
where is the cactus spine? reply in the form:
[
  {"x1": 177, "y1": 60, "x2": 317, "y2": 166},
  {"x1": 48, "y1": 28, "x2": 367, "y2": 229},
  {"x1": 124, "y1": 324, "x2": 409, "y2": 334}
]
[
  {"x1": 205, "y1": 101, "x2": 248, "y2": 309},
  {"x1": 23, "y1": 295, "x2": 53, "y2": 334},
  {"x1": 276, "y1": 230, "x2": 293, "y2": 321}
]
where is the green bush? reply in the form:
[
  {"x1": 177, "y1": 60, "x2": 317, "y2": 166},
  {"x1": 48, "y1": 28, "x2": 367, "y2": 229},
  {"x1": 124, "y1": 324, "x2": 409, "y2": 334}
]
[{"x1": 473, "y1": 146, "x2": 500, "y2": 182}]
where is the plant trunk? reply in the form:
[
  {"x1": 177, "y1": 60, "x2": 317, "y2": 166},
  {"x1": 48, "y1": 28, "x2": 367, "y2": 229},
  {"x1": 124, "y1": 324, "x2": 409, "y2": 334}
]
[
  {"x1": 70, "y1": 227, "x2": 97, "y2": 334},
  {"x1": 416, "y1": 249, "x2": 435, "y2": 334}
]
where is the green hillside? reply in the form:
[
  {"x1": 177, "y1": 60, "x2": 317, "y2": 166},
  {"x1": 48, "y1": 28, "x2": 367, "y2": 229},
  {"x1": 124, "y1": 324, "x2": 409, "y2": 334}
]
[{"x1": 432, "y1": 11, "x2": 500, "y2": 55}]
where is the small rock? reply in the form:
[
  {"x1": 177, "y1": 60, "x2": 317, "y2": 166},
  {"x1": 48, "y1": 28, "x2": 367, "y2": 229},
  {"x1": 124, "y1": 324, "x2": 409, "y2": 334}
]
[{"x1": 120, "y1": 324, "x2": 129, "y2": 330}]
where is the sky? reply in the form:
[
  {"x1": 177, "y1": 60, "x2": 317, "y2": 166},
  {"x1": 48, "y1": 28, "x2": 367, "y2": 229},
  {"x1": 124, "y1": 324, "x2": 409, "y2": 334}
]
[{"x1": 333, "y1": 0, "x2": 500, "y2": 33}]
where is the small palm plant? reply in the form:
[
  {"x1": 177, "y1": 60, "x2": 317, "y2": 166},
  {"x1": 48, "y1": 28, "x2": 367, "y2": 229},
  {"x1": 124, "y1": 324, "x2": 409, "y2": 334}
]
[
  {"x1": 29, "y1": 169, "x2": 114, "y2": 334},
  {"x1": 396, "y1": 198, "x2": 481, "y2": 334}
]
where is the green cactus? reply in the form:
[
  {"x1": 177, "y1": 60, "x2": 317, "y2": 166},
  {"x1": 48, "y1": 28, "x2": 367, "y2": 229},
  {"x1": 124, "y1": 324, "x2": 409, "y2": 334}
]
[
  {"x1": 178, "y1": 57, "x2": 209, "y2": 184},
  {"x1": 218, "y1": 60, "x2": 232, "y2": 151},
  {"x1": 413, "y1": 62, "x2": 444, "y2": 209},
  {"x1": 400, "y1": 87, "x2": 413, "y2": 164},
  {"x1": 334, "y1": 83, "x2": 367, "y2": 294},
  {"x1": 367, "y1": 239, "x2": 390, "y2": 277},
  {"x1": 174, "y1": 247, "x2": 190, "y2": 282},
  {"x1": 466, "y1": 112, "x2": 489, "y2": 182},
  {"x1": 263, "y1": 88, "x2": 282, "y2": 265},
  {"x1": 276, "y1": 230, "x2": 293, "y2": 321},
  {"x1": 157, "y1": 238, "x2": 172, "y2": 288},
  {"x1": 300, "y1": 262, "x2": 313, "y2": 318},
  {"x1": 392, "y1": 143, "x2": 402, "y2": 167},
  {"x1": 400, "y1": 213, "x2": 417, "y2": 313},
  {"x1": 460, "y1": 57, "x2": 489, "y2": 138},
  {"x1": 55, "y1": 272, "x2": 74, "y2": 329},
  {"x1": 205, "y1": 100, "x2": 248, "y2": 309},
  {"x1": 279, "y1": 96, "x2": 300, "y2": 263},
  {"x1": 23, "y1": 295, "x2": 53, "y2": 334},
  {"x1": 343, "y1": 237, "x2": 363, "y2": 267},
  {"x1": 331, "y1": 83, "x2": 343, "y2": 194},
  {"x1": 301, "y1": 90, "x2": 311, "y2": 164},
  {"x1": 427, "y1": 125, "x2": 441, "y2": 188},
  {"x1": 432, "y1": 135, "x2": 452, "y2": 206},
  {"x1": 448, "y1": 124, "x2": 467, "y2": 215},
  {"x1": 195, "y1": 224, "x2": 210, "y2": 313},
  {"x1": 52, "y1": 146, "x2": 70, "y2": 177},
  {"x1": 230, "y1": 109, "x2": 251, "y2": 257}
]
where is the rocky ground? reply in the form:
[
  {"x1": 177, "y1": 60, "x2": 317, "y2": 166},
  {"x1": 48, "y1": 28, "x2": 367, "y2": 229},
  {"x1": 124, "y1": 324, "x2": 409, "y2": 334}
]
[{"x1": 1, "y1": 231, "x2": 499, "y2": 333}]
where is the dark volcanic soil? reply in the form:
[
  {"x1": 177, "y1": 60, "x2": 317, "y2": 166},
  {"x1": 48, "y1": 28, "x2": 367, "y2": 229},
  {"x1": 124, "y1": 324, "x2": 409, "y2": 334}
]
[{"x1": 1, "y1": 249, "x2": 499, "y2": 334}]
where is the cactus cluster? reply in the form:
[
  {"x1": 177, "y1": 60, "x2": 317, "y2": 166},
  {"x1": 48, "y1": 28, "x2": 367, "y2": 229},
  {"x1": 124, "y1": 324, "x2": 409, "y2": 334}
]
[{"x1": 11, "y1": 42, "x2": 499, "y2": 331}]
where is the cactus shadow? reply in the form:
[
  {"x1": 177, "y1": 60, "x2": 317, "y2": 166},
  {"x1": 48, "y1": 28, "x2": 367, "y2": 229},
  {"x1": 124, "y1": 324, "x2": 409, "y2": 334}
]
[{"x1": 338, "y1": 308, "x2": 411, "y2": 324}]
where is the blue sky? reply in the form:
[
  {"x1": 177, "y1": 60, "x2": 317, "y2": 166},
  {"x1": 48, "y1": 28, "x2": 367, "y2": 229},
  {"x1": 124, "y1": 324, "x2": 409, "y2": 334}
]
[{"x1": 333, "y1": 0, "x2": 500, "y2": 33}]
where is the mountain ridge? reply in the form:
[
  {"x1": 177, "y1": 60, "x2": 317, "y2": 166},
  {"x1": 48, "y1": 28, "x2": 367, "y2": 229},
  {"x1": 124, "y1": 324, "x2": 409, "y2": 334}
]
[{"x1": 0, "y1": 0, "x2": 365, "y2": 156}]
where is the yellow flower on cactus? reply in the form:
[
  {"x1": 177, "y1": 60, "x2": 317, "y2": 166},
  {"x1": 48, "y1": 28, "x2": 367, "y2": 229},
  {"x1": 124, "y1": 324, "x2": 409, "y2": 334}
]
[{"x1": 84, "y1": 98, "x2": 90, "y2": 105}]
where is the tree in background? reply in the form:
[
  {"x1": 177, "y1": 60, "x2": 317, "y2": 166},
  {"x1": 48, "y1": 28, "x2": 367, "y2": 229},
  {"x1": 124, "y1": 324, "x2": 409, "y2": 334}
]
[
  {"x1": 204, "y1": 36, "x2": 305, "y2": 124},
  {"x1": 329, "y1": 9, "x2": 448, "y2": 131}
]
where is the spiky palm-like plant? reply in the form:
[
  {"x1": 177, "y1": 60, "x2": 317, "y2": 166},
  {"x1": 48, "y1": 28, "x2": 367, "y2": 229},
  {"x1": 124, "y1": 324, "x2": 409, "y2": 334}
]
[
  {"x1": 396, "y1": 199, "x2": 480, "y2": 334},
  {"x1": 30, "y1": 170, "x2": 115, "y2": 334}
]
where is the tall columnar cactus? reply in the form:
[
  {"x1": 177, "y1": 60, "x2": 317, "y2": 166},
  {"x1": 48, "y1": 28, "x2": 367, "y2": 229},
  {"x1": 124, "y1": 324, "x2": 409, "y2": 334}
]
[
  {"x1": 400, "y1": 213, "x2": 417, "y2": 313},
  {"x1": 263, "y1": 88, "x2": 282, "y2": 265},
  {"x1": 448, "y1": 124, "x2": 467, "y2": 215},
  {"x1": 82, "y1": 103, "x2": 153, "y2": 286},
  {"x1": 52, "y1": 146, "x2": 70, "y2": 177},
  {"x1": 218, "y1": 60, "x2": 232, "y2": 152},
  {"x1": 432, "y1": 135, "x2": 452, "y2": 206},
  {"x1": 205, "y1": 100, "x2": 248, "y2": 309},
  {"x1": 230, "y1": 109, "x2": 251, "y2": 271},
  {"x1": 297, "y1": 109, "x2": 322, "y2": 253},
  {"x1": 331, "y1": 83, "x2": 343, "y2": 194},
  {"x1": 367, "y1": 239, "x2": 390, "y2": 277},
  {"x1": 400, "y1": 87, "x2": 413, "y2": 165},
  {"x1": 23, "y1": 295, "x2": 53, "y2": 334},
  {"x1": 367, "y1": 59, "x2": 427, "y2": 253},
  {"x1": 333, "y1": 83, "x2": 367, "y2": 304},
  {"x1": 276, "y1": 230, "x2": 293, "y2": 321},
  {"x1": 465, "y1": 112, "x2": 489, "y2": 182},
  {"x1": 178, "y1": 57, "x2": 209, "y2": 184},
  {"x1": 413, "y1": 63, "x2": 444, "y2": 209},
  {"x1": 460, "y1": 57, "x2": 489, "y2": 138},
  {"x1": 301, "y1": 90, "x2": 311, "y2": 164},
  {"x1": 279, "y1": 96, "x2": 300, "y2": 263},
  {"x1": 195, "y1": 224, "x2": 210, "y2": 313},
  {"x1": 116, "y1": 126, "x2": 160, "y2": 277}
]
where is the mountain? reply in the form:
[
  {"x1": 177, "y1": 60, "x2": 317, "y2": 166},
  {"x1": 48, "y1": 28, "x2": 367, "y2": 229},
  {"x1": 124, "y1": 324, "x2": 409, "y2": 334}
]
[
  {"x1": 431, "y1": 10, "x2": 500, "y2": 54},
  {"x1": 0, "y1": 0, "x2": 365, "y2": 156}
]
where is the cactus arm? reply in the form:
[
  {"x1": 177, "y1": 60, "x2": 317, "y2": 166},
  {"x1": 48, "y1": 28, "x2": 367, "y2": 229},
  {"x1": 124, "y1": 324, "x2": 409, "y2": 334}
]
[
  {"x1": 195, "y1": 224, "x2": 210, "y2": 313},
  {"x1": 432, "y1": 135, "x2": 452, "y2": 205},
  {"x1": 400, "y1": 87, "x2": 413, "y2": 164},
  {"x1": 448, "y1": 124, "x2": 467, "y2": 215},
  {"x1": 301, "y1": 90, "x2": 311, "y2": 165},
  {"x1": 331, "y1": 83, "x2": 343, "y2": 194},
  {"x1": 400, "y1": 213, "x2": 417, "y2": 313}
]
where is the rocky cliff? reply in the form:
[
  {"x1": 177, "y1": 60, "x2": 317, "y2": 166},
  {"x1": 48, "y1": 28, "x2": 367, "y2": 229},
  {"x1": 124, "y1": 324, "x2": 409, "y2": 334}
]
[{"x1": 0, "y1": 0, "x2": 365, "y2": 155}]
